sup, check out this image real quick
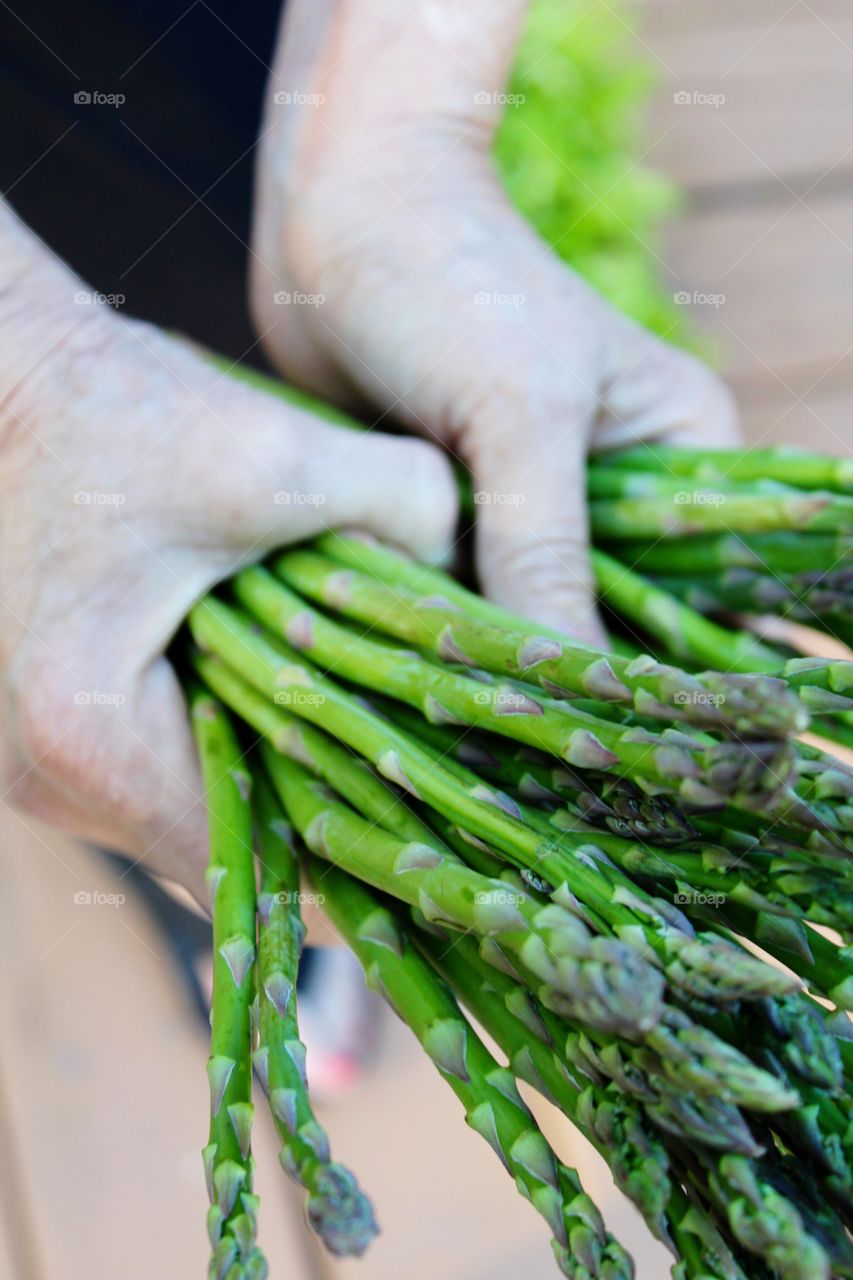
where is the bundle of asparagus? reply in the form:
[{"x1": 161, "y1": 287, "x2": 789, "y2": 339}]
[
  {"x1": 186, "y1": 499, "x2": 853, "y2": 1280},
  {"x1": 588, "y1": 446, "x2": 853, "y2": 748}
]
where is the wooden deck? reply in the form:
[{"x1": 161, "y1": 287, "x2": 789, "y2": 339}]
[{"x1": 636, "y1": 0, "x2": 853, "y2": 458}]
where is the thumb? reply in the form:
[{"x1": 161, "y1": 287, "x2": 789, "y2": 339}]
[
  {"x1": 184, "y1": 383, "x2": 459, "y2": 566},
  {"x1": 473, "y1": 415, "x2": 607, "y2": 647}
]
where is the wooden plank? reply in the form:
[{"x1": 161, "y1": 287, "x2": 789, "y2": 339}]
[
  {"x1": 662, "y1": 193, "x2": 853, "y2": 387},
  {"x1": 645, "y1": 78, "x2": 853, "y2": 193},
  {"x1": 642, "y1": 14, "x2": 853, "y2": 76},
  {"x1": 739, "y1": 383, "x2": 853, "y2": 456},
  {"x1": 634, "y1": 0, "x2": 850, "y2": 35},
  {"x1": 625, "y1": 5, "x2": 853, "y2": 189}
]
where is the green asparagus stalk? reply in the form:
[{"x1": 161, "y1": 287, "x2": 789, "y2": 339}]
[
  {"x1": 234, "y1": 564, "x2": 794, "y2": 807},
  {"x1": 252, "y1": 770, "x2": 378, "y2": 1256},
  {"x1": 274, "y1": 547, "x2": 806, "y2": 739},
  {"x1": 420, "y1": 929, "x2": 779, "y2": 1280},
  {"x1": 196, "y1": 650, "x2": 795, "y2": 1125},
  {"x1": 435, "y1": 925, "x2": 795, "y2": 1126},
  {"x1": 782, "y1": 654, "x2": 853, "y2": 714},
  {"x1": 264, "y1": 748, "x2": 663, "y2": 1037},
  {"x1": 682, "y1": 1150, "x2": 831, "y2": 1280},
  {"x1": 412, "y1": 927, "x2": 680, "y2": 1244},
  {"x1": 591, "y1": 551, "x2": 783, "y2": 674},
  {"x1": 190, "y1": 691, "x2": 266, "y2": 1280},
  {"x1": 587, "y1": 469, "x2": 781, "y2": 500},
  {"x1": 196, "y1": 648, "x2": 802, "y2": 1122},
  {"x1": 590, "y1": 490, "x2": 853, "y2": 539},
  {"x1": 373, "y1": 698, "x2": 698, "y2": 846},
  {"x1": 314, "y1": 861, "x2": 636, "y2": 1280},
  {"x1": 652, "y1": 570, "x2": 853, "y2": 627},
  {"x1": 594, "y1": 443, "x2": 853, "y2": 494},
  {"x1": 692, "y1": 901, "x2": 853, "y2": 1012},
  {"x1": 191, "y1": 599, "x2": 798, "y2": 1009},
  {"x1": 600, "y1": 531, "x2": 853, "y2": 578},
  {"x1": 811, "y1": 711, "x2": 853, "y2": 752},
  {"x1": 193, "y1": 650, "x2": 444, "y2": 852},
  {"x1": 547, "y1": 822, "x2": 853, "y2": 936},
  {"x1": 742, "y1": 995, "x2": 844, "y2": 1095}
]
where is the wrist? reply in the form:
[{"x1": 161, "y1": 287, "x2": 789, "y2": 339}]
[{"x1": 0, "y1": 203, "x2": 120, "y2": 449}]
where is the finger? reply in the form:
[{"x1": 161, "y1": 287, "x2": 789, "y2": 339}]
[
  {"x1": 182, "y1": 380, "x2": 459, "y2": 566},
  {"x1": 473, "y1": 417, "x2": 608, "y2": 647},
  {"x1": 594, "y1": 320, "x2": 741, "y2": 452}
]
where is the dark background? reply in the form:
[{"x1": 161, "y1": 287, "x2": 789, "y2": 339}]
[{"x1": 0, "y1": 2, "x2": 283, "y2": 357}]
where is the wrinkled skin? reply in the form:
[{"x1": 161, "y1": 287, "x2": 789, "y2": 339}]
[
  {"x1": 0, "y1": 208, "x2": 455, "y2": 903},
  {"x1": 252, "y1": 0, "x2": 739, "y2": 643},
  {"x1": 0, "y1": 0, "x2": 738, "y2": 903}
]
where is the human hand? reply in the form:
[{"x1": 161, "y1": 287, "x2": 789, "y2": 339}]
[
  {"x1": 251, "y1": 0, "x2": 739, "y2": 645},
  {"x1": 0, "y1": 204, "x2": 456, "y2": 904}
]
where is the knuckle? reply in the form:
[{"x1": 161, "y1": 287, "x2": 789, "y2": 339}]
[
  {"x1": 9, "y1": 657, "x2": 97, "y2": 786},
  {"x1": 489, "y1": 528, "x2": 593, "y2": 597},
  {"x1": 674, "y1": 352, "x2": 738, "y2": 430}
]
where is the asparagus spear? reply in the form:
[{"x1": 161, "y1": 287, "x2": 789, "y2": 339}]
[
  {"x1": 193, "y1": 650, "x2": 443, "y2": 851},
  {"x1": 782, "y1": 654, "x2": 853, "y2": 714},
  {"x1": 742, "y1": 994, "x2": 844, "y2": 1095},
  {"x1": 591, "y1": 551, "x2": 783, "y2": 674},
  {"x1": 190, "y1": 691, "x2": 267, "y2": 1280},
  {"x1": 691, "y1": 901, "x2": 853, "y2": 1012},
  {"x1": 374, "y1": 698, "x2": 698, "y2": 846},
  {"x1": 600, "y1": 531, "x2": 853, "y2": 578},
  {"x1": 418, "y1": 931, "x2": 765, "y2": 1280},
  {"x1": 274, "y1": 547, "x2": 806, "y2": 739},
  {"x1": 234, "y1": 564, "x2": 794, "y2": 807},
  {"x1": 587, "y1": 469, "x2": 780, "y2": 500},
  {"x1": 265, "y1": 748, "x2": 663, "y2": 1037},
  {"x1": 196, "y1": 650, "x2": 795, "y2": 1123},
  {"x1": 314, "y1": 861, "x2": 636, "y2": 1280},
  {"x1": 811, "y1": 713, "x2": 853, "y2": 754},
  {"x1": 434, "y1": 928, "x2": 830, "y2": 1277},
  {"x1": 590, "y1": 490, "x2": 853, "y2": 539},
  {"x1": 594, "y1": 443, "x2": 853, "y2": 494},
  {"x1": 192, "y1": 599, "x2": 798, "y2": 1008},
  {"x1": 252, "y1": 770, "x2": 378, "y2": 1256},
  {"x1": 548, "y1": 820, "x2": 853, "y2": 937},
  {"x1": 437, "y1": 924, "x2": 794, "y2": 1126},
  {"x1": 682, "y1": 1151, "x2": 831, "y2": 1280},
  {"x1": 652, "y1": 570, "x2": 853, "y2": 627}
]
